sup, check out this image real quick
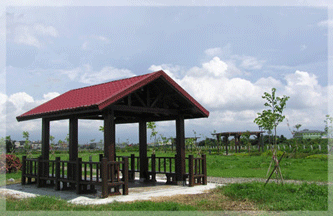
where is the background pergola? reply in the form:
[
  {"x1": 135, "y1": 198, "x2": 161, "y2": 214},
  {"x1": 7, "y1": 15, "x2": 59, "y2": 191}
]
[
  {"x1": 212, "y1": 131, "x2": 264, "y2": 154},
  {"x1": 17, "y1": 70, "x2": 209, "y2": 183}
]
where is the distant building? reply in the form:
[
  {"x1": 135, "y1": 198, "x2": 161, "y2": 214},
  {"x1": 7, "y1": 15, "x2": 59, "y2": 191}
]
[{"x1": 293, "y1": 129, "x2": 325, "y2": 139}]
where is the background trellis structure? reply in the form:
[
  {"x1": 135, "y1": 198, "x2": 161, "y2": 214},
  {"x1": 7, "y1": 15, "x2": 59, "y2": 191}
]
[
  {"x1": 212, "y1": 131, "x2": 264, "y2": 155},
  {"x1": 16, "y1": 70, "x2": 209, "y2": 196}
]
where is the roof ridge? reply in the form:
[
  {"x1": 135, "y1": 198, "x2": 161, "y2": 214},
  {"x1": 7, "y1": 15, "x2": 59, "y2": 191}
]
[{"x1": 96, "y1": 70, "x2": 164, "y2": 107}]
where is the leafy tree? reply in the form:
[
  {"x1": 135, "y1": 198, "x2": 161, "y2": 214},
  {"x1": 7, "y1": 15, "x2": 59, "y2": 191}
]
[
  {"x1": 99, "y1": 126, "x2": 104, "y2": 132},
  {"x1": 254, "y1": 88, "x2": 290, "y2": 146},
  {"x1": 5, "y1": 136, "x2": 14, "y2": 153}
]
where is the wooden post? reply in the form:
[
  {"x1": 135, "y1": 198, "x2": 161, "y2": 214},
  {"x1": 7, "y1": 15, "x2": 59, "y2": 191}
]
[
  {"x1": 189, "y1": 155, "x2": 194, "y2": 187},
  {"x1": 202, "y1": 154, "x2": 207, "y2": 185},
  {"x1": 130, "y1": 154, "x2": 135, "y2": 181},
  {"x1": 123, "y1": 157, "x2": 129, "y2": 195},
  {"x1": 99, "y1": 154, "x2": 103, "y2": 162},
  {"x1": 55, "y1": 157, "x2": 60, "y2": 190},
  {"x1": 176, "y1": 115, "x2": 185, "y2": 185},
  {"x1": 101, "y1": 158, "x2": 108, "y2": 198},
  {"x1": 224, "y1": 136, "x2": 229, "y2": 155},
  {"x1": 139, "y1": 120, "x2": 148, "y2": 181},
  {"x1": 151, "y1": 154, "x2": 156, "y2": 182},
  {"x1": 21, "y1": 156, "x2": 26, "y2": 185},
  {"x1": 37, "y1": 156, "x2": 42, "y2": 187},
  {"x1": 104, "y1": 110, "x2": 116, "y2": 161},
  {"x1": 76, "y1": 158, "x2": 82, "y2": 194},
  {"x1": 69, "y1": 117, "x2": 78, "y2": 184},
  {"x1": 41, "y1": 118, "x2": 50, "y2": 181},
  {"x1": 216, "y1": 135, "x2": 220, "y2": 154}
]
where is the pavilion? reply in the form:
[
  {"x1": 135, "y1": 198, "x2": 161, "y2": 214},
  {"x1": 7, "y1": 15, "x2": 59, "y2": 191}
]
[{"x1": 16, "y1": 70, "x2": 209, "y2": 197}]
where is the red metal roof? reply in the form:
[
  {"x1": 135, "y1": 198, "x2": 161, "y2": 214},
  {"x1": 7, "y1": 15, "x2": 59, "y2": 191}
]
[{"x1": 17, "y1": 70, "x2": 209, "y2": 121}]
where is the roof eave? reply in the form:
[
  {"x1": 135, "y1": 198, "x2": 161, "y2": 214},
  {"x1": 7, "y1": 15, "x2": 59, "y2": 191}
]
[{"x1": 16, "y1": 106, "x2": 100, "y2": 122}]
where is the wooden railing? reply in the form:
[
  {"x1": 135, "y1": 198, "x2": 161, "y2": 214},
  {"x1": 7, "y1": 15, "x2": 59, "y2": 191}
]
[
  {"x1": 188, "y1": 154, "x2": 207, "y2": 186},
  {"x1": 21, "y1": 153, "x2": 206, "y2": 196},
  {"x1": 21, "y1": 156, "x2": 129, "y2": 197}
]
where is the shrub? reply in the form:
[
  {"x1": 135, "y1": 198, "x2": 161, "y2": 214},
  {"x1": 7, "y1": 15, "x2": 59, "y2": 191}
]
[
  {"x1": 305, "y1": 154, "x2": 328, "y2": 160},
  {"x1": 261, "y1": 150, "x2": 284, "y2": 157},
  {"x1": 233, "y1": 153, "x2": 249, "y2": 157},
  {"x1": 2, "y1": 154, "x2": 22, "y2": 173}
]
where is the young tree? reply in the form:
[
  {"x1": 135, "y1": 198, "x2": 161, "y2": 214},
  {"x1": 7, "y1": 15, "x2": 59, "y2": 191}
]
[
  {"x1": 324, "y1": 115, "x2": 333, "y2": 138},
  {"x1": 254, "y1": 88, "x2": 290, "y2": 146},
  {"x1": 22, "y1": 131, "x2": 30, "y2": 150},
  {"x1": 147, "y1": 122, "x2": 158, "y2": 144}
]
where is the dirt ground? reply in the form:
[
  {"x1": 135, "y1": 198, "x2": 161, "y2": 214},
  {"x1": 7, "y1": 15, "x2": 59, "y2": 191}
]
[{"x1": 150, "y1": 188, "x2": 258, "y2": 211}]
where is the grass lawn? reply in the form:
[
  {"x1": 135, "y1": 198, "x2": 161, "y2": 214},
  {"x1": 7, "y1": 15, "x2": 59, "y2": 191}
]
[
  {"x1": 3, "y1": 152, "x2": 329, "y2": 212},
  {"x1": 5, "y1": 182, "x2": 328, "y2": 211}
]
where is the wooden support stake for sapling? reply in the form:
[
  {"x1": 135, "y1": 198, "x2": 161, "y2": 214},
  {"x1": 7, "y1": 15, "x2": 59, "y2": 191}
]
[{"x1": 264, "y1": 151, "x2": 285, "y2": 186}]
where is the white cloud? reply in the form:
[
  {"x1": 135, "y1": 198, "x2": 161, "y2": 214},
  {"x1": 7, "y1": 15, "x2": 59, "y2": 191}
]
[
  {"x1": 148, "y1": 64, "x2": 182, "y2": 81},
  {"x1": 300, "y1": 44, "x2": 307, "y2": 51},
  {"x1": 236, "y1": 55, "x2": 265, "y2": 70},
  {"x1": 2, "y1": 91, "x2": 61, "y2": 140},
  {"x1": 81, "y1": 35, "x2": 110, "y2": 50},
  {"x1": 82, "y1": 41, "x2": 88, "y2": 50},
  {"x1": 33, "y1": 24, "x2": 58, "y2": 37},
  {"x1": 317, "y1": 19, "x2": 333, "y2": 28},
  {"x1": 204, "y1": 47, "x2": 222, "y2": 56},
  {"x1": 79, "y1": 65, "x2": 135, "y2": 85},
  {"x1": 60, "y1": 64, "x2": 136, "y2": 84},
  {"x1": 60, "y1": 67, "x2": 81, "y2": 80},
  {"x1": 149, "y1": 57, "x2": 327, "y2": 136},
  {"x1": 284, "y1": 70, "x2": 326, "y2": 108},
  {"x1": 7, "y1": 13, "x2": 59, "y2": 48},
  {"x1": 91, "y1": 35, "x2": 109, "y2": 42}
]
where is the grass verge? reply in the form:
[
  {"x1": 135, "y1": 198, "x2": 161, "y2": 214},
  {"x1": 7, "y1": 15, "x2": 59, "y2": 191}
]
[
  {"x1": 219, "y1": 182, "x2": 328, "y2": 211},
  {"x1": 5, "y1": 195, "x2": 196, "y2": 211}
]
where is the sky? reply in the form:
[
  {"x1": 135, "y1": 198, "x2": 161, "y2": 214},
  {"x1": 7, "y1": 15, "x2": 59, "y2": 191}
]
[{"x1": 1, "y1": 1, "x2": 332, "y2": 144}]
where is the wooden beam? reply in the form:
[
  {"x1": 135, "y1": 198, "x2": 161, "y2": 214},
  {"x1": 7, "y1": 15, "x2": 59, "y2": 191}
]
[
  {"x1": 111, "y1": 105, "x2": 179, "y2": 115},
  {"x1": 134, "y1": 92, "x2": 147, "y2": 107},
  {"x1": 41, "y1": 118, "x2": 50, "y2": 160},
  {"x1": 128, "y1": 95, "x2": 132, "y2": 106},
  {"x1": 146, "y1": 86, "x2": 150, "y2": 107},
  {"x1": 176, "y1": 115, "x2": 185, "y2": 184},
  {"x1": 151, "y1": 92, "x2": 163, "y2": 108},
  {"x1": 104, "y1": 110, "x2": 116, "y2": 161},
  {"x1": 139, "y1": 120, "x2": 148, "y2": 181}
]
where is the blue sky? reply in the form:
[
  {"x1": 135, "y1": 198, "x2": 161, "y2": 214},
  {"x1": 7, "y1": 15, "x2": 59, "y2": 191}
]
[{"x1": 1, "y1": 2, "x2": 331, "y2": 144}]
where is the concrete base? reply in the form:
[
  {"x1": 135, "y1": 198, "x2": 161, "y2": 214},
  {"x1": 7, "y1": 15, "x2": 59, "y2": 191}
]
[
  {"x1": 177, "y1": 181, "x2": 186, "y2": 186},
  {"x1": 1, "y1": 178, "x2": 222, "y2": 205}
]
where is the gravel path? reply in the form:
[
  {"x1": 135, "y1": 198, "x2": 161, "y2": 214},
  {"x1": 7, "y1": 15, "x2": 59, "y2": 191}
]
[{"x1": 207, "y1": 176, "x2": 331, "y2": 185}]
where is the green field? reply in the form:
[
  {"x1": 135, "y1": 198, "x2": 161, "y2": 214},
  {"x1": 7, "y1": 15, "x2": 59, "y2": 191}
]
[
  {"x1": 5, "y1": 182, "x2": 328, "y2": 211},
  {"x1": 6, "y1": 151, "x2": 329, "y2": 182},
  {"x1": 3, "y1": 151, "x2": 330, "y2": 212}
]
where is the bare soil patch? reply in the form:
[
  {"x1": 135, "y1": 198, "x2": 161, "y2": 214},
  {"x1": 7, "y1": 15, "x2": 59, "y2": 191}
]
[{"x1": 150, "y1": 188, "x2": 258, "y2": 211}]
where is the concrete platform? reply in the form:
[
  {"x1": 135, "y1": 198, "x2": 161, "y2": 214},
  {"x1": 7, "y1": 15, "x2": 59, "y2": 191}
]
[{"x1": 0, "y1": 176, "x2": 223, "y2": 205}]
